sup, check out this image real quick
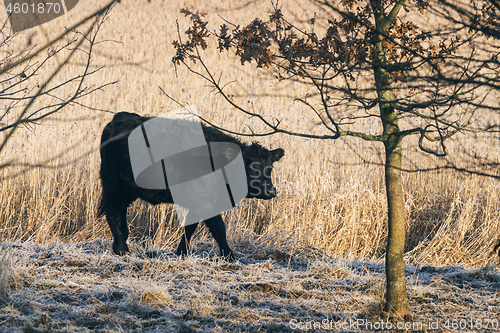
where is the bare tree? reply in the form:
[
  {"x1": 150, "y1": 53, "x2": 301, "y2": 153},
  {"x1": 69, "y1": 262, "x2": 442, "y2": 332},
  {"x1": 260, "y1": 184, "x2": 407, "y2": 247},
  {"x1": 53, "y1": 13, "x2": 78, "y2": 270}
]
[
  {"x1": 173, "y1": 0, "x2": 500, "y2": 317},
  {"x1": 0, "y1": 0, "x2": 119, "y2": 173}
]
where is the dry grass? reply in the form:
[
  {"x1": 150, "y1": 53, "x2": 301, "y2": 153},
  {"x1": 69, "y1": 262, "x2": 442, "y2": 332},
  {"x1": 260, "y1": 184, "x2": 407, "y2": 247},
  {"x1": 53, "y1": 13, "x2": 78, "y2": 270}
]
[
  {"x1": 0, "y1": 241, "x2": 498, "y2": 332},
  {"x1": 0, "y1": 0, "x2": 499, "y2": 282}
]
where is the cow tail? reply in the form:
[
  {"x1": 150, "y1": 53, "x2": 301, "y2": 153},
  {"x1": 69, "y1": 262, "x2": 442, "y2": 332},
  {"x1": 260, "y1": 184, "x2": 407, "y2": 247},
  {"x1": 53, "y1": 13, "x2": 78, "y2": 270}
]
[
  {"x1": 97, "y1": 151, "x2": 107, "y2": 219},
  {"x1": 97, "y1": 122, "x2": 112, "y2": 219},
  {"x1": 97, "y1": 197, "x2": 105, "y2": 218}
]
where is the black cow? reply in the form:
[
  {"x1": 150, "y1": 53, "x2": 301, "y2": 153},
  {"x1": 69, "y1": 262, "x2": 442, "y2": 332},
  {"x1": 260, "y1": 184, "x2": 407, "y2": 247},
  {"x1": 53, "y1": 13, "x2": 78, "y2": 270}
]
[{"x1": 98, "y1": 112, "x2": 284, "y2": 260}]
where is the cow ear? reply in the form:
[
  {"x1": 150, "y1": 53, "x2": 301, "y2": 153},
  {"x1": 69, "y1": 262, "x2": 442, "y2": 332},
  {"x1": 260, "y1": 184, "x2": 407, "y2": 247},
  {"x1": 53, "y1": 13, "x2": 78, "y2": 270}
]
[
  {"x1": 222, "y1": 146, "x2": 239, "y2": 161},
  {"x1": 270, "y1": 148, "x2": 284, "y2": 162}
]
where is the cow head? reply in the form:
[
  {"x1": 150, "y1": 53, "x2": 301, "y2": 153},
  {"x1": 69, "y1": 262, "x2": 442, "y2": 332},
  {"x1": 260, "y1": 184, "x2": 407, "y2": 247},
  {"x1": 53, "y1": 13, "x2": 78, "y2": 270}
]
[{"x1": 242, "y1": 143, "x2": 285, "y2": 199}]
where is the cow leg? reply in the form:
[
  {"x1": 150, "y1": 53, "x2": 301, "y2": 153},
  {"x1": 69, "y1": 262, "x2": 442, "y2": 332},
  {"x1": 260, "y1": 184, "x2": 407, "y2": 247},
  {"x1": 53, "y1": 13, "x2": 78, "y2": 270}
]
[
  {"x1": 120, "y1": 209, "x2": 129, "y2": 242},
  {"x1": 204, "y1": 215, "x2": 234, "y2": 261},
  {"x1": 104, "y1": 205, "x2": 129, "y2": 255},
  {"x1": 176, "y1": 223, "x2": 198, "y2": 256}
]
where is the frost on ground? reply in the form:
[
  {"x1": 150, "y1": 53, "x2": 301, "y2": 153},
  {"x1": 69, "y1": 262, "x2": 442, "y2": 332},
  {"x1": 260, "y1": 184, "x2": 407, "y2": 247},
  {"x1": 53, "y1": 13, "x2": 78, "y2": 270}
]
[{"x1": 0, "y1": 239, "x2": 499, "y2": 332}]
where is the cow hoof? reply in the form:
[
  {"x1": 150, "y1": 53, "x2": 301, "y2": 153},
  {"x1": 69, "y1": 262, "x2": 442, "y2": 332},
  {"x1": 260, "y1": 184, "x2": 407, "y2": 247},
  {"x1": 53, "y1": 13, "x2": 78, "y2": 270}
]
[
  {"x1": 221, "y1": 250, "x2": 235, "y2": 262},
  {"x1": 113, "y1": 241, "x2": 129, "y2": 256}
]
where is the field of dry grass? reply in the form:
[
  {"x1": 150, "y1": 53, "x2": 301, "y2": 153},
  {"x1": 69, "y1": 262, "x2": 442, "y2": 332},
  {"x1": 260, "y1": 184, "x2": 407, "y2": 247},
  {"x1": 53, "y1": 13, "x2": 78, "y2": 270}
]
[
  {"x1": 0, "y1": 0, "x2": 500, "y2": 331},
  {"x1": 0, "y1": 240, "x2": 499, "y2": 332}
]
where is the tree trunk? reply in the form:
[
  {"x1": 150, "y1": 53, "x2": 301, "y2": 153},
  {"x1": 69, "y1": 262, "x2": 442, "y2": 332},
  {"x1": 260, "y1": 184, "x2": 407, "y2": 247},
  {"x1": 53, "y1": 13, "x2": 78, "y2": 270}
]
[
  {"x1": 375, "y1": 69, "x2": 411, "y2": 319},
  {"x1": 370, "y1": 0, "x2": 411, "y2": 317},
  {"x1": 384, "y1": 135, "x2": 410, "y2": 318}
]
